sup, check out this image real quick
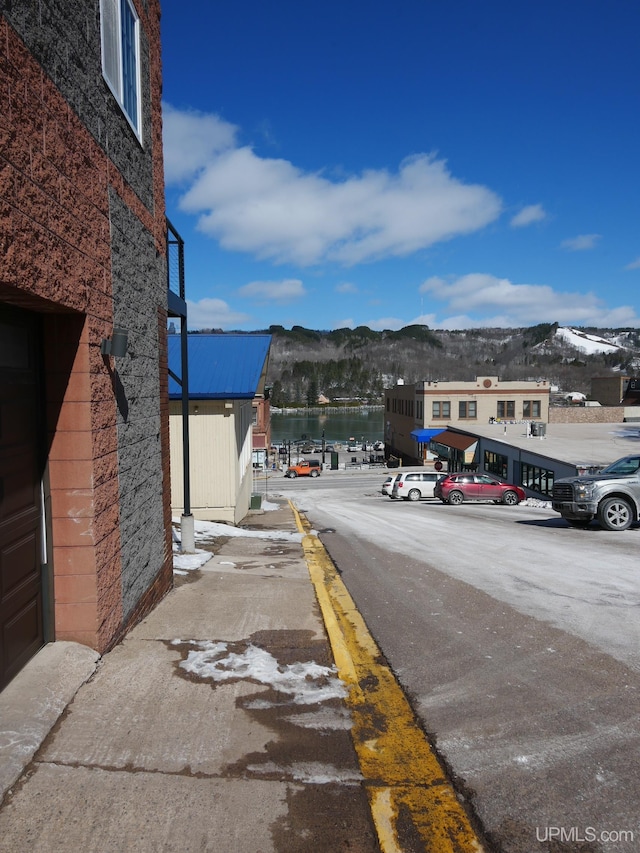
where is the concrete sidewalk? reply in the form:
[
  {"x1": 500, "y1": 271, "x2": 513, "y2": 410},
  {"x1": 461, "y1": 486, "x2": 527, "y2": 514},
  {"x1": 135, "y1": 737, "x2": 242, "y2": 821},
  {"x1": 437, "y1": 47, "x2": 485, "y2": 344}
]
[{"x1": 0, "y1": 500, "x2": 378, "y2": 853}]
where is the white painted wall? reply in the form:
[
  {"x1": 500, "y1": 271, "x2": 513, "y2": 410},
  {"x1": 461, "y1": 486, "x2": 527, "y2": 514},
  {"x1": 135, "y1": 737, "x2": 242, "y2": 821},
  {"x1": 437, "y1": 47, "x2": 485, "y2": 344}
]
[{"x1": 169, "y1": 399, "x2": 254, "y2": 524}]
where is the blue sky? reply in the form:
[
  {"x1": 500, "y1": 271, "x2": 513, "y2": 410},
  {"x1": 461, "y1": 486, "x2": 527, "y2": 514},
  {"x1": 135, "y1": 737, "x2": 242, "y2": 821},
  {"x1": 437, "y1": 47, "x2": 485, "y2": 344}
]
[{"x1": 160, "y1": 0, "x2": 640, "y2": 332}]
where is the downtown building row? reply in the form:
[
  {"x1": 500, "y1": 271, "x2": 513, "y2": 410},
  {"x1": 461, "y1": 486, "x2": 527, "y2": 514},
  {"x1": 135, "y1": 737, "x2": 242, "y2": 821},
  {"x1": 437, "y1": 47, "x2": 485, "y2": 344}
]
[
  {"x1": 383, "y1": 375, "x2": 640, "y2": 500},
  {"x1": 384, "y1": 376, "x2": 551, "y2": 467}
]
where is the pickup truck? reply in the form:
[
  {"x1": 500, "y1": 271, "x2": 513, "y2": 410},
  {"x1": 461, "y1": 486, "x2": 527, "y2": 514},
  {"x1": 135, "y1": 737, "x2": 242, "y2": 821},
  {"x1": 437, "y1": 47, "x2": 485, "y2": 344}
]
[
  {"x1": 552, "y1": 454, "x2": 640, "y2": 530},
  {"x1": 284, "y1": 460, "x2": 321, "y2": 478}
]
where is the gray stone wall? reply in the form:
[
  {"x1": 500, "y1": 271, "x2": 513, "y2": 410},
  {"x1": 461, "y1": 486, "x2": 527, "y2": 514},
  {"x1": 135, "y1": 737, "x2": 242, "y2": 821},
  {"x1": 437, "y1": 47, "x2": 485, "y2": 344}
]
[
  {"x1": 3, "y1": 0, "x2": 154, "y2": 209},
  {"x1": 549, "y1": 406, "x2": 624, "y2": 424},
  {"x1": 109, "y1": 189, "x2": 167, "y2": 619}
]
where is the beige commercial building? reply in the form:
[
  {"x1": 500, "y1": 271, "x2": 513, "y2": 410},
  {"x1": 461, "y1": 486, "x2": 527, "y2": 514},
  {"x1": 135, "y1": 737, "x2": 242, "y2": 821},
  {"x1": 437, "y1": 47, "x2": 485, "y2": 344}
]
[{"x1": 384, "y1": 375, "x2": 551, "y2": 465}]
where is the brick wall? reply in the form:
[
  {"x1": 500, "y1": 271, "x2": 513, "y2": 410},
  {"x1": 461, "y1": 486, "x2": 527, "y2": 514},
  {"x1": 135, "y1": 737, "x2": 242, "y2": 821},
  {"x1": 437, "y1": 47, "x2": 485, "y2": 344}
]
[
  {"x1": 108, "y1": 191, "x2": 170, "y2": 623},
  {"x1": 1, "y1": 0, "x2": 172, "y2": 654}
]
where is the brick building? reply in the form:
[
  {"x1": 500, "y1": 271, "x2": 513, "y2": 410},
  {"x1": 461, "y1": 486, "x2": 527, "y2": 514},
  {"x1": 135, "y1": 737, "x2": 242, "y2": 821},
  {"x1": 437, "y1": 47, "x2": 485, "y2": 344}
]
[
  {"x1": 590, "y1": 375, "x2": 640, "y2": 407},
  {"x1": 0, "y1": 1, "x2": 172, "y2": 689},
  {"x1": 252, "y1": 393, "x2": 272, "y2": 466}
]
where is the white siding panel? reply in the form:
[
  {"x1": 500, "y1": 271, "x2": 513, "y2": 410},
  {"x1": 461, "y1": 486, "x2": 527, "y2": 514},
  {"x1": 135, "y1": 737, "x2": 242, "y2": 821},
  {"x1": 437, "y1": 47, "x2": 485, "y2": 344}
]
[
  {"x1": 169, "y1": 400, "x2": 252, "y2": 523},
  {"x1": 236, "y1": 401, "x2": 253, "y2": 524}
]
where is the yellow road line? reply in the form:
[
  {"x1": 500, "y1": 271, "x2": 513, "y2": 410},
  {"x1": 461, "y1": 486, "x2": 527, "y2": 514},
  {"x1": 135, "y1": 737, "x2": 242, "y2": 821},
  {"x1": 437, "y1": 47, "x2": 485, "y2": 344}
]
[{"x1": 290, "y1": 501, "x2": 485, "y2": 853}]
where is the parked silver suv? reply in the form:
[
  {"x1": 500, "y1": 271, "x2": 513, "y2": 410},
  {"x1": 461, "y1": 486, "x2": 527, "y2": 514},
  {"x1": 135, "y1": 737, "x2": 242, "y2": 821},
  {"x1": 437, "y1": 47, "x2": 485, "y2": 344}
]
[
  {"x1": 552, "y1": 454, "x2": 640, "y2": 530},
  {"x1": 392, "y1": 470, "x2": 441, "y2": 501}
]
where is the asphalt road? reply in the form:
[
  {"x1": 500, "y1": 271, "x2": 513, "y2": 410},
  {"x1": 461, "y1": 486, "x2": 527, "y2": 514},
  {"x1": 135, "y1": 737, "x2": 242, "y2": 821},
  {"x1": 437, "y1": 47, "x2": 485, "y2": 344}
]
[{"x1": 273, "y1": 469, "x2": 640, "y2": 853}]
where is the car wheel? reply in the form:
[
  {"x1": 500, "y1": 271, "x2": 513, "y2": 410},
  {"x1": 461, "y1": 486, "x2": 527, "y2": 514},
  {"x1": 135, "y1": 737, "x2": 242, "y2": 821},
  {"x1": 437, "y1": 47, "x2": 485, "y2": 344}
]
[
  {"x1": 565, "y1": 517, "x2": 592, "y2": 528},
  {"x1": 502, "y1": 490, "x2": 520, "y2": 506},
  {"x1": 448, "y1": 490, "x2": 464, "y2": 505},
  {"x1": 310, "y1": 469, "x2": 319, "y2": 477},
  {"x1": 407, "y1": 489, "x2": 421, "y2": 501},
  {"x1": 597, "y1": 497, "x2": 633, "y2": 531},
  {"x1": 289, "y1": 471, "x2": 297, "y2": 478}
]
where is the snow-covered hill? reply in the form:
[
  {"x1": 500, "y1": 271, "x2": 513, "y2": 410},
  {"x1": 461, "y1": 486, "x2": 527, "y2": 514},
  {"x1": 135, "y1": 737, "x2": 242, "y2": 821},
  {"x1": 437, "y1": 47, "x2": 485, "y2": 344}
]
[{"x1": 554, "y1": 327, "x2": 622, "y2": 355}]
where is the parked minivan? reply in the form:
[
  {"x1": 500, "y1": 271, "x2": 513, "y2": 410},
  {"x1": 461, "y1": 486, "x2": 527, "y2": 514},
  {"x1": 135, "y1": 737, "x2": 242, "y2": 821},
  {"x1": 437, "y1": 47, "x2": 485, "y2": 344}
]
[
  {"x1": 392, "y1": 470, "x2": 441, "y2": 501},
  {"x1": 381, "y1": 473, "x2": 402, "y2": 497}
]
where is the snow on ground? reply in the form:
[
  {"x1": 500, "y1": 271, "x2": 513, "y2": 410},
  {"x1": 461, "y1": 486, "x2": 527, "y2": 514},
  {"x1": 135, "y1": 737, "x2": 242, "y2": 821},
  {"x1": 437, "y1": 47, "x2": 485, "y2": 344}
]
[
  {"x1": 172, "y1": 514, "x2": 303, "y2": 573},
  {"x1": 174, "y1": 639, "x2": 348, "y2": 705},
  {"x1": 174, "y1": 517, "x2": 304, "y2": 543},
  {"x1": 172, "y1": 549, "x2": 213, "y2": 575},
  {"x1": 521, "y1": 497, "x2": 551, "y2": 508},
  {"x1": 555, "y1": 326, "x2": 621, "y2": 354},
  {"x1": 170, "y1": 636, "x2": 358, "y2": 784},
  {"x1": 260, "y1": 499, "x2": 280, "y2": 511}
]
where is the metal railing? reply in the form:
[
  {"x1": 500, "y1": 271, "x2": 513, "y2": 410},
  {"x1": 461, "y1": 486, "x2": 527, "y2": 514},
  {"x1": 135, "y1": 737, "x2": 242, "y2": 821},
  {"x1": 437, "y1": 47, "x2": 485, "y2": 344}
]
[
  {"x1": 165, "y1": 217, "x2": 191, "y2": 526},
  {"x1": 167, "y1": 217, "x2": 185, "y2": 302}
]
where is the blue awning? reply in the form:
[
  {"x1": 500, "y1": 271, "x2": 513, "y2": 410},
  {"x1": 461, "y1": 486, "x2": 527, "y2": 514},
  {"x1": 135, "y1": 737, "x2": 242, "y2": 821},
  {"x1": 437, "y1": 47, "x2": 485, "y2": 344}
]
[{"x1": 410, "y1": 428, "x2": 445, "y2": 442}]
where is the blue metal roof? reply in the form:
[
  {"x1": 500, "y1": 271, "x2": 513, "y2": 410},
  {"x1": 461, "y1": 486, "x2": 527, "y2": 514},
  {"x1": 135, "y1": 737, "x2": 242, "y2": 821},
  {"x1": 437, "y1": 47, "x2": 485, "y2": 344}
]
[
  {"x1": 410, "y1": 428, "x2": 446, "y2": 442},
  {"x1": 168, "y1": 334, "x2": 271, "y2": 400}
]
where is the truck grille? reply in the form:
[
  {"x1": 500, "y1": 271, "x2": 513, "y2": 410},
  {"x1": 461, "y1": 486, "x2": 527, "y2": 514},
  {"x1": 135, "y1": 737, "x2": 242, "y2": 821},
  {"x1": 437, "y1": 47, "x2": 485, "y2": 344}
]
[{"x1": 553, "y1": 483, "x2": 574, "y2": 502}]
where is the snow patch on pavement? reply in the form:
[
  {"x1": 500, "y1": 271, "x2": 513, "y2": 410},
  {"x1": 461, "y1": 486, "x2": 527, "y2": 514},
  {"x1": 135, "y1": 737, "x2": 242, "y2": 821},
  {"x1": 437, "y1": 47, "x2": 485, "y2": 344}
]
[
  {"x1": 173, "y1": 517, "x2": 303, "y2": 543},
  {"x1": 172, "y1": 549, "x2": 213, "y2": 573},
  {"x1": 172, "y1": 515, "x2": 303, "y2": 573},
  {"x1": 261, "y1": 499, "x2": 281, "y2": 511},
  {"x1": 177, "y1": 640, "x2": 348, "y2": 705}
]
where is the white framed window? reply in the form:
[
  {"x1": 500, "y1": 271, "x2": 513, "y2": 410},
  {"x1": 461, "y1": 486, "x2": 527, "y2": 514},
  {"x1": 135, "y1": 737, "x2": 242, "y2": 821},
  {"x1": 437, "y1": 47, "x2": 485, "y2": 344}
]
[{"x1": 101, "y1": 0, "x2": 142, "y2": 139}]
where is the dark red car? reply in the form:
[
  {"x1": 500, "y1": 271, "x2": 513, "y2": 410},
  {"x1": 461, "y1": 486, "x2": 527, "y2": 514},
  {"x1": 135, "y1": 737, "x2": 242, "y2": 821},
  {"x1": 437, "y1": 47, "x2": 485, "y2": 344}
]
[{"x1": 434, "y1": 472, "x2": 526, "y2": 506}]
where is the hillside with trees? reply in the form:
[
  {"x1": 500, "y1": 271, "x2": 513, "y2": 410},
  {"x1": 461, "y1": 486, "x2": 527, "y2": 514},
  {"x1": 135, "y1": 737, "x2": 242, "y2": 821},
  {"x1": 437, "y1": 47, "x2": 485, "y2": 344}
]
[{"x1": 185, "y1": 323, "x2": 640, "y2": 407}]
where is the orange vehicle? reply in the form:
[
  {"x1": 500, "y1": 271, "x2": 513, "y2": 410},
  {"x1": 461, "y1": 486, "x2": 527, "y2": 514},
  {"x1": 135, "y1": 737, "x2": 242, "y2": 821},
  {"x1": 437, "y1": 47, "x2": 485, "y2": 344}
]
[{"x1": 285, "y1": 460, "x2": 321, "y2": 478}]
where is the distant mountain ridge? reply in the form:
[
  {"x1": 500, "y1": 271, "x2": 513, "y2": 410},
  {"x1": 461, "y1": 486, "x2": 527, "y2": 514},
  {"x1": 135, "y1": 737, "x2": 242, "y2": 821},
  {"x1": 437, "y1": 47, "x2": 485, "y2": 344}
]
[{"x1": 188, "y1": 323, "x2": 640, "y2": 406}]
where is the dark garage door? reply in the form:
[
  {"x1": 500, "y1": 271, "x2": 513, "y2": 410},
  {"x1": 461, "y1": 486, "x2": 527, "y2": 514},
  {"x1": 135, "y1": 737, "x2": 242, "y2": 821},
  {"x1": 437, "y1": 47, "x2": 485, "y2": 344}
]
[{"x1": 0, "y1": 305, "x2": 44, "y2": 691}]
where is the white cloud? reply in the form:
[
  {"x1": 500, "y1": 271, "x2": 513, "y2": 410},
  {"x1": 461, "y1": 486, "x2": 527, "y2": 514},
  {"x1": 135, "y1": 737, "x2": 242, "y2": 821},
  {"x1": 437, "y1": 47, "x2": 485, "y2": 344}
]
[
  {"x1": 510, "y1": 204, "x2": 546, "y2": 227},
  {"x1": 335, "y1": 318, "x2": 355, "y2": 329},
  {"x1": 186, "y1": 297, "x2": 251, "y2": 330},
  {"x1": 335, "y1": 282, "x2": 359, "y2": 294},
  {"x1": 419, "y1": 273, "x2": 640, "y2": 328},
  {"x1": 367, "y1": 316, "x2": 405, "y2": 331},
  {"x1": 408, "y1": 313, "x2": 439, "y2": 328},
  {"x1": 561, "y1": 234, "x2": 601, "y2": 251},
  {"x1": 625, "y1": 257, "x2": 640, "y2": 270},
  {"x1": 165, "y1": 105, "x2": 502, "y2": 266},
  {"x1": 162, "y1": 104, "x2": 238, "y2": 185},
  {"x1": 237, "y1": 278, "x2": 306, "y2": 302}
]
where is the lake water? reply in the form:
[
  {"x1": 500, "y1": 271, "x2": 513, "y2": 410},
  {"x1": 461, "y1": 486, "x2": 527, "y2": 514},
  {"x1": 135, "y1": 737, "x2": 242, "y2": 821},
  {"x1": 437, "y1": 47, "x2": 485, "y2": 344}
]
[{"x1": 271, "y1": 409, "x2": 384, "y2": 446}]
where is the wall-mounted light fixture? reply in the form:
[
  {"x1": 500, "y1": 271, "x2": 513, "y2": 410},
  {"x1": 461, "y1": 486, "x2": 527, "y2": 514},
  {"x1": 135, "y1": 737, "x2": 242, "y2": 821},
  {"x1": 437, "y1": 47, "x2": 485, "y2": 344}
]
[
  {"x1": 193, "y1": 405, "x2": 199, "y2": 415},
  {"x1": 101, "y1": 328, "x2": 129, "y2": 358}
]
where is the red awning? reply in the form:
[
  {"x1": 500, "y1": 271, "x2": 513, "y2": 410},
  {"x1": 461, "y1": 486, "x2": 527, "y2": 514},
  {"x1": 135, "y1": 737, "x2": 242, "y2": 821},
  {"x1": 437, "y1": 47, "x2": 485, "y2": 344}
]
[{"x1": 431, "y1": 431, "x2": 477, "y2": 451}]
